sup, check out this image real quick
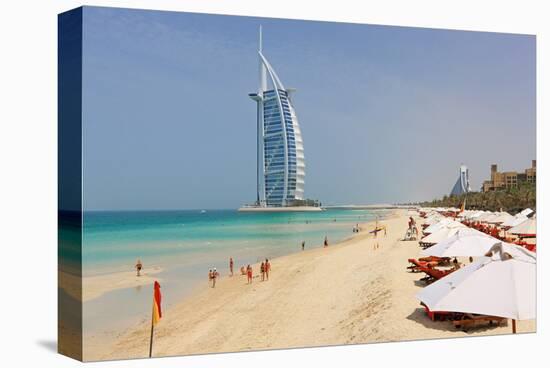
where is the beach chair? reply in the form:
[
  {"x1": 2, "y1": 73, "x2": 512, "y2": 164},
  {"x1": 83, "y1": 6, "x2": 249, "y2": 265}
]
[
  {"x1": 417, "y1": 265, "x2": 455, "y2": 284},
  {"x1": 528, "y1": 244, "x2": 536, "y2": 252},
  {"x1": 420, "y1": 302, "x2": 457, "y2": 321},
  {"x1": 407, "y1": 259, "x2": 437, "y2": 273},
  {"x1": 453, "y1": 314, "x2": 506, "y2": 331},
  {"x1": 419, "y1": 256, "x2": 451, "y2": 266}
]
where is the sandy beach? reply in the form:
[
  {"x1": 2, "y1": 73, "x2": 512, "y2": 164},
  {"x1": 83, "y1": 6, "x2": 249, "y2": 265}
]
[
  {"x1": 86, "y1": 209, "x2": 535, "y2": 361},
  {"x1": 60, "y1": 267, "x2": 163, "y2": 302}
]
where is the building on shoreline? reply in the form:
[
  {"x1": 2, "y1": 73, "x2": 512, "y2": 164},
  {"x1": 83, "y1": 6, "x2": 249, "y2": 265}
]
[
  {"x1": 482, "y1": 160, "x2": 536, "y2": 192},
  {"x1": 248, "y1": 27, "x2": 306, "y2": 207},
  {"x1": 450, "y1": 164, "x2": 471, "y2": 196}
]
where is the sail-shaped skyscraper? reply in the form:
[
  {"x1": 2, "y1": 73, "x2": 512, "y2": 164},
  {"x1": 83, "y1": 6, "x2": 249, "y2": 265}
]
[
  {"x1": 248, "y1": 28, "x2": 306, "y2": 208},
  {"x1": 450, "y1": 164, "x2": 471, "y2": 196}
]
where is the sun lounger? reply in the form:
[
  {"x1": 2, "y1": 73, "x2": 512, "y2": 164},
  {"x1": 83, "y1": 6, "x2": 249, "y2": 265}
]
[
  {"x1": 407, "y1": 259, "x2": 437, "y2": 272},
  {"x1": 453, "y1": 314, "x2": 506, "y2": 331},
  {"x1": 420, "y1": 302, "x2": 458, "y2": 321},
  {"x1": 418, "y1": 256, "x2": 451, "y2": 265},
  {"x1": 528, "y1": 244, "x2": 536, "y2": 252},
  {"x1": 408, "y1": 257, "x2": 451, "y2": 272},
  {"x1": 417, "y1": 264, "x2": 455, "y2": 284}
]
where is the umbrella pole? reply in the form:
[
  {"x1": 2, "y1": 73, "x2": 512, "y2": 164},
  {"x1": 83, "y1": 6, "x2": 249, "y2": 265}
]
[{"x1": 512, "y1": 319, "x2": 517, "y2": 334}]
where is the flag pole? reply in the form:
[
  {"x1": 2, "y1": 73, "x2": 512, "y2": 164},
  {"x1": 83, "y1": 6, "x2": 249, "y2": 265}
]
[{"x1": 149, "y1": 300, "x2": 155, "y2": 358}]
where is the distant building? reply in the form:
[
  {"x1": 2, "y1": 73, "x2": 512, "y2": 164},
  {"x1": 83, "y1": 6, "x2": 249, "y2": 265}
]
[
  {"x1": 450, "y1": 164, "x2": 471, "y2": 196},
  {"x1": 482, "y1": 160, "x2": 536, "y2": 192},
  {"x1": 248, "y1": 27, "x2": 305, "y2": 207}
]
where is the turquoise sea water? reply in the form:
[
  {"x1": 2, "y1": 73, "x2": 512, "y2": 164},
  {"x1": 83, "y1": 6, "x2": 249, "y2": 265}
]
[{"x1": 81, "y1": 209, "x2": 390, "y2": 335}]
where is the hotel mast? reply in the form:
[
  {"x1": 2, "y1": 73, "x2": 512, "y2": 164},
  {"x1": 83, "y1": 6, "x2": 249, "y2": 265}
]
[{"x1": 248, "y1": 27, "x2": 305, "y2": 207}]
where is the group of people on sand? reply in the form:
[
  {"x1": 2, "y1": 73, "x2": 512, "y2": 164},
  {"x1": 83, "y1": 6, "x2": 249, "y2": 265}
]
[
  {"x1": 242, "y1": 259, "x2": 271, "y2": 284},
  {"x1": 206, "y1": 257, "x2": 273, "y2": 287}
]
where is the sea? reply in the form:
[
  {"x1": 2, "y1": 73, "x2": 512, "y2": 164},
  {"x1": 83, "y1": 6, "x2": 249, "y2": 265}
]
[{"x1": 79, "y1": 208, "x2": 391, "y2": 336}]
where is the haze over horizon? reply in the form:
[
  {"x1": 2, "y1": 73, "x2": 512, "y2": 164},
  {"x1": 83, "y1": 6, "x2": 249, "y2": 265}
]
[{"x1": 82, "y1": 7, "x2": 536, "y2": 211}]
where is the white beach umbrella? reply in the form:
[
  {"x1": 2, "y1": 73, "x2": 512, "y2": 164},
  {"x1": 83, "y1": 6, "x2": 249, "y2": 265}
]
[
  {"x1": 487, "y1": 212, "x2": 514, "y2": 225},
  {"x1": 420, "y1": 228, "x2": 500, "y2": 257},
  {"x1": 423, "y1": 218, "x2": 452, "y2": 233},
  {"x1": 509, "y1": 217, "x2": 537, "y2": 237},
  {"x1": 467, "y1": 211, "x2": 482, "y2": 219},
  {"x1": 421, "y1": 227, "x2": 461, "y2": 244},
  {"x1": 416, "y1": 243, "x2": 536, "y2": 321},
  {"x1": 425, "y1": 215, "x2": 444, "y2": 226},
  {"x1": 502, "y1": 215, "x2": 527, "y2": 228},
  {"x1": 424, "y1": 220, "x2": 465, "y2": 235},
  {"x1": 520, "y1": 208, "x2": 534, "y2": 217},
  {"x1": 476, "y1": 212, "x2": 496, "y2": 222}
]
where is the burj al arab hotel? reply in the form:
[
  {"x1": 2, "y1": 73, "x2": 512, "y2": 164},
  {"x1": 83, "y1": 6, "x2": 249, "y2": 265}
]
[{"x1": 246, "y1": 28, "x2": 308, "y2": 209}]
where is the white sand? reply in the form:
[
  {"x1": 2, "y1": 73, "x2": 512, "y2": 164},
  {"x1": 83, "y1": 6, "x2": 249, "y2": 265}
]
[
  {"x1": 86, "y1": 210, "x2": 535, "y2": 361},
  {"x1": 60, "y1": 267, "x2": 162, "y2": 302}
]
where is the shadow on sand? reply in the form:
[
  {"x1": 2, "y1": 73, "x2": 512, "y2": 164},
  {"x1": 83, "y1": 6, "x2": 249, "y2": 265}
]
[{"x1": 406, "y1": 308, "x2": 509, "y2": 335}]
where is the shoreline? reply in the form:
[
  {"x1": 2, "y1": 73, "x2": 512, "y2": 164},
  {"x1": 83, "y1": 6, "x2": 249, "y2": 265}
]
[
  {"x1": 83, "y1": 214, "x2": 389, "y2": 361},
  {"x1": 85, "y1": 209, "x2": 533, "y2": 361}
]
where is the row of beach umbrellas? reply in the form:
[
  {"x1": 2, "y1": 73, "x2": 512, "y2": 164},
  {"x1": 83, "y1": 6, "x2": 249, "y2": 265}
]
[{"x1": 414, "y1": 208, "x2": 536, "y2": 326}]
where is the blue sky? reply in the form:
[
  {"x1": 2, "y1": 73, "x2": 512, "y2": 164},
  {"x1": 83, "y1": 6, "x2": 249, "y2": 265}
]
[{"x1": 81, "y1": 6, "x2": 535, "y2": 210}]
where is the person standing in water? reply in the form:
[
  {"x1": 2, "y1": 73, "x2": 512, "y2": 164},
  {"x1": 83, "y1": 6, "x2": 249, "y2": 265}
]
[
  {"x1": 229, "y1": 257, "x2": 234, "y2": 276},
  {"x1": 301, "y1": 240, "x2": 305, "y2": 251},
  {"x1": 135, "y1": 259, "x2": 143, "y2": 277},
  {"x1": 324, "y1": 236, "x2": 328, "y2": 247}
]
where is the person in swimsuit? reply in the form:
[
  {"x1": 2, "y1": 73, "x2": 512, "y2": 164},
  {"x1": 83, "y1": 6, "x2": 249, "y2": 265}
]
[
  {"x1": 324, "y1": 236, "x2": 328, "y2": 247},
  {"x1": 301, "y1": 240, "x2": 305, "y2": 251},
  {"x1": 212, "y1": 268, "x2": 218, "y2": 288},
  {"x1": 135, "y1": 259, "x2": 142, "y2": 277},
  {"x1": 208, "y1": 269, "x2": 213, "y2": 287},
  {"x1": 246, "y1": 265, "x2": 253, "y2": 284},
  {"x1": 229, "y1": 257, "x2": 234, "y2": 276},
  {"x1": 260, "y1": 262, "x2": 265, "y2": 281},
  {"x1": 265, "y1": 259, "x2": 271, "y2": 281}
]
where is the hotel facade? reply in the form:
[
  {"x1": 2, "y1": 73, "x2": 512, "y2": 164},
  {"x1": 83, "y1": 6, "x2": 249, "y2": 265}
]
[
  {"x1": 248, "y1": 29, "x2": 305, "y2": 207},
  {"x1": 482, "y1": 160, "x2": 536, "y2": 192}
]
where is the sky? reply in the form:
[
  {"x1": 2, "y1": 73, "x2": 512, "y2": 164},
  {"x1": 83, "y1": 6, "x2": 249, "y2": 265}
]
[{"x1": 81, "y1": 6, "x2": 536, "y2": 210}]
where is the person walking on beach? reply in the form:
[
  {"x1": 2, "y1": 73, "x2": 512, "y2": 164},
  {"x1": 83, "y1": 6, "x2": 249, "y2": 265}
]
[
  {"x1": 208, "y1": 269, "x2": 213, "y2": 287},
  {"x1": 324, "y1": 236, "x2": 328, "y2": 247},
  {"x1": 260, "y1": 262, "x2": 265, "y2": 281},
  {"x1": 135, "y1": 259, "x2": 143, "y2": 277},
  {"x1": 265, "y1": 258, "x2": 271, "y2": 281},
  {"x1": 229, "y1": 257, "x2": 234, "y2": 276},
  {"x1": 246, "y1": 265, "x2": 253, "y2": 284},
  {"x1": 301, "y1": 240, "x2": 305, "y2": 251},
  {"x1": 212, "y1": 268, "x2": 219, "y2": 288}
]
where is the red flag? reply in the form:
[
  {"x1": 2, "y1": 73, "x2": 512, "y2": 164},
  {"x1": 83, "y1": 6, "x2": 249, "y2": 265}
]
[{"x1": 152, "y1": 281, "x2": 162, "y2": 325}]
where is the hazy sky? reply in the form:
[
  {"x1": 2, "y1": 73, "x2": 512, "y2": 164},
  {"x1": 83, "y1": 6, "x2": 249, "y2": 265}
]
[{"x1": 81, "y1": 6, "x2": 536, "y2": 210}]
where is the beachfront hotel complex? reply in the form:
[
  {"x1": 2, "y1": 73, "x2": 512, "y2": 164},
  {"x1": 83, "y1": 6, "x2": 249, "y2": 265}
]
[
  {"x1": 247, "y1": 28, "x2": 306, "y2": 208},
  {"x1": 482, "y1": 160, "x2": 536, "y2": 192}
]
